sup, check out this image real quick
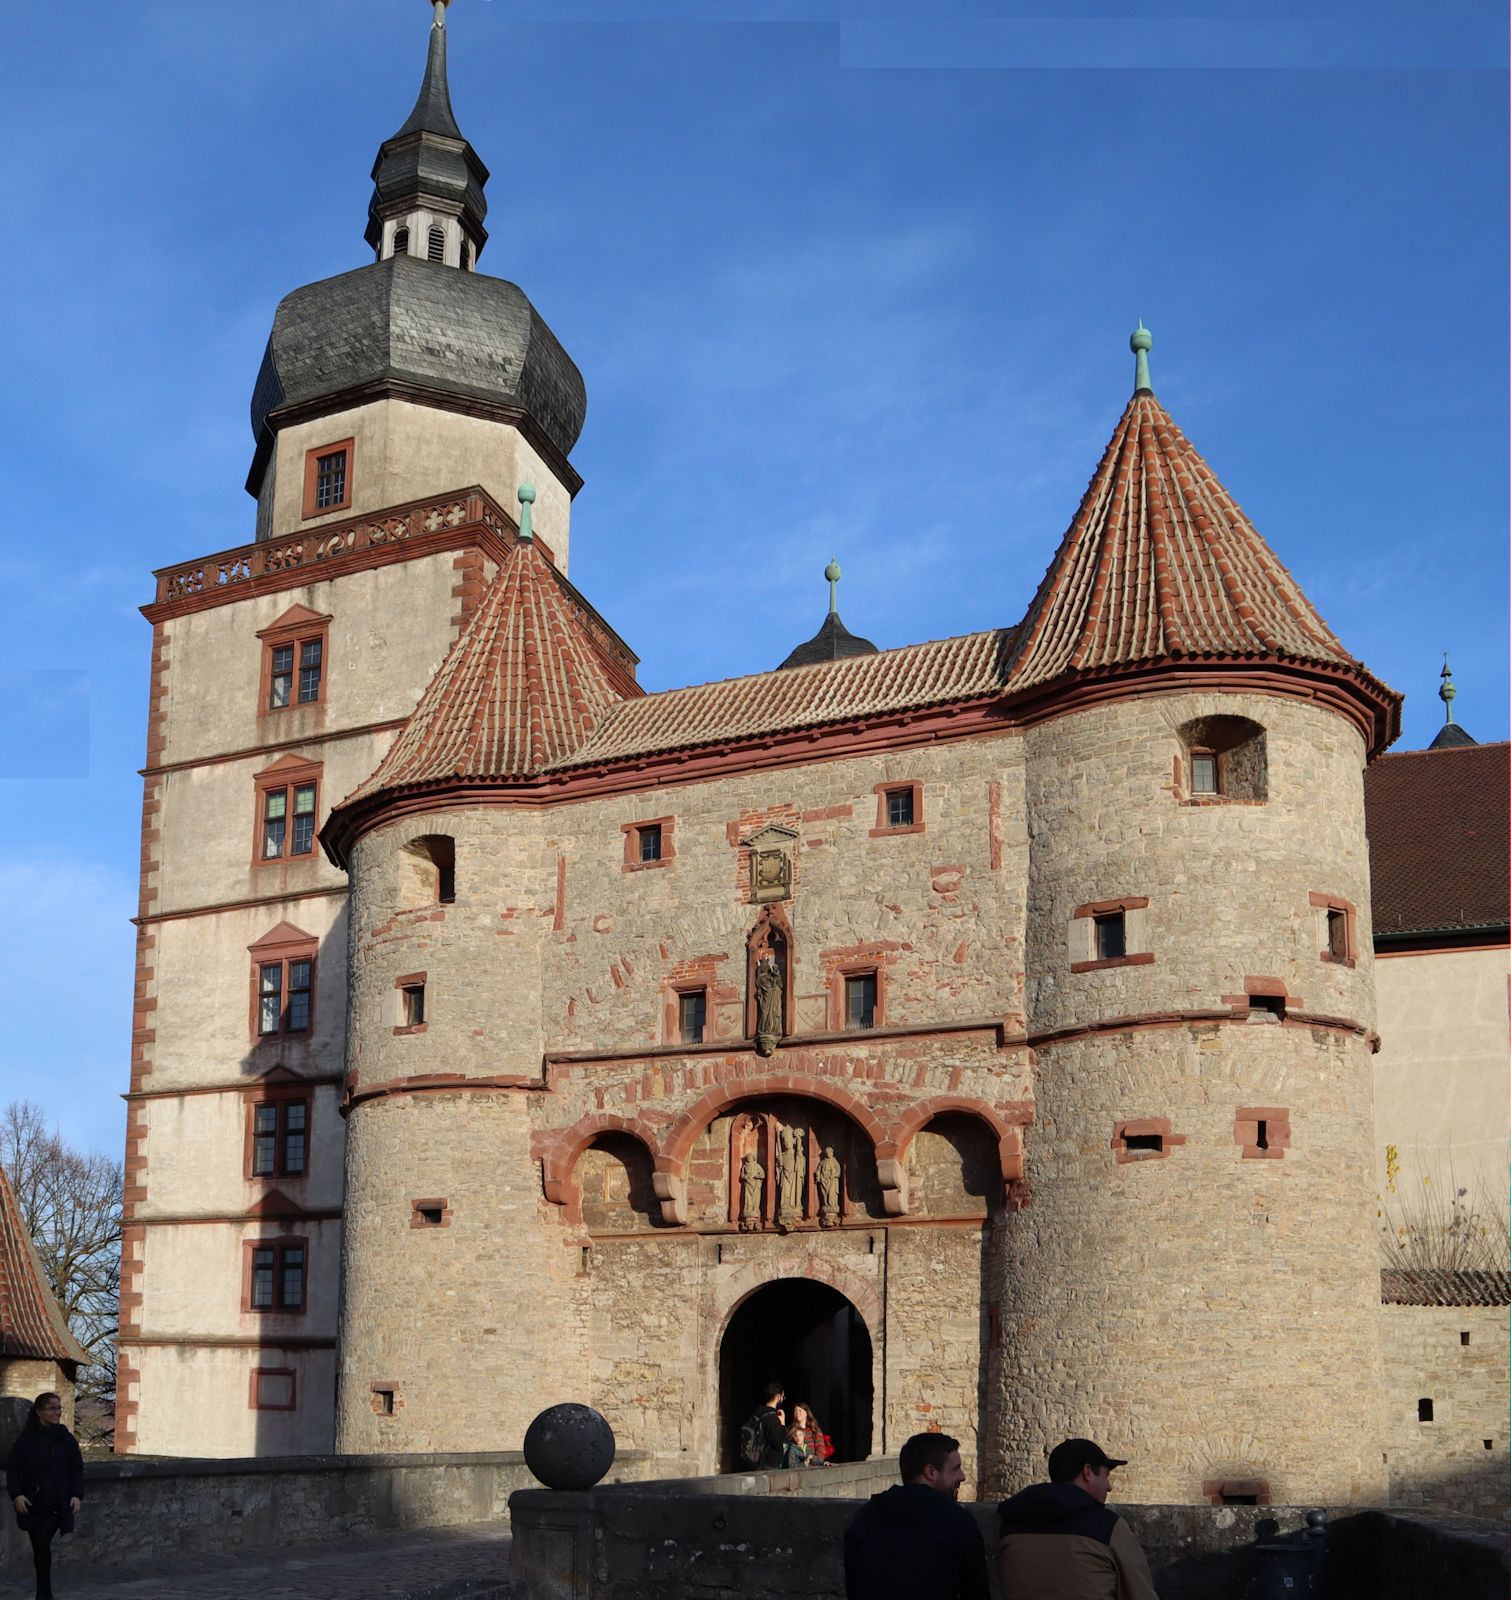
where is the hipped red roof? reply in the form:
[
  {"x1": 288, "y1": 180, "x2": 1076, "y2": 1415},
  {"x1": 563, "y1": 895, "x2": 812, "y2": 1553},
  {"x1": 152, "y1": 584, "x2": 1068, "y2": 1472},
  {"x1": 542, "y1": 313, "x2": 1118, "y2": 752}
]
[
  {"x1": 1365, "y1": 741, "x2": 1510, "y2": 939},
  {"x1": 346, "y1": 537, "x2": 635, "y2": 802},
  {"x1": 0, "y1": 1162, "x2": 90, "y2": 1366},
  {"x1": 1007, "y1": 390, "x2": 1357, "y2": 685}
]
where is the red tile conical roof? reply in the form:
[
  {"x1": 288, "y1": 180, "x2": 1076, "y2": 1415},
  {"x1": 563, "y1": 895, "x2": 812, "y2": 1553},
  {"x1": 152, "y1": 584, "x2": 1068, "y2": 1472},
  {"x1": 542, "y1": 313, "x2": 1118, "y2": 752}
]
[
  {"x1": 344, "y1": 537, "x2": 634, "y2": 804},
  {"x1": 1006, "y1": 389, "x2": 1358, "y2": 689},
  {"x1": 0, "y1": 1161, "x2": 90, "y2": 1366}
]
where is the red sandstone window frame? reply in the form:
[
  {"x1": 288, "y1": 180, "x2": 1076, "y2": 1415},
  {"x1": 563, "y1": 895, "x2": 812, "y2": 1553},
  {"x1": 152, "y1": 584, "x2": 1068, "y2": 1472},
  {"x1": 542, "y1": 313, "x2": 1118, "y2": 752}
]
[
  {"x1": 248, "y1": 1366, "x2": 298, "y2": 1412},
  {"x1": 301, "y1": 437, "x2": 355, "y2": 519},
  {"x1": 394, "y1": 972, "x2": 428, "y2": 1035},
  {"x1": 1310, "y1": 891, "x2": 1359, "y2": 968},
  {"x1": 370, "y1": 1382, "x2": 402, "y2": 1415},
  {"x1": 622, "y1": 816, "x2": 675, "y2": 872},
  {"x1": 242, "y1": 1235, "x2": 309, "y2": 1316},
  {"x1": 253, "y1": 754, "x2": 323, "y2": 867},
  {"x1": 665, "y1": 983, "x2": 709, "y2": 1045},
  {"x1": 410, "y1": 1197, "x2": 452, "y2": 1229},
  {"x1": 870, "y1": 781, "x2": 925, "y2": 838},
  {"x1": 1070, "y1": 897, "x2": 1154, "y2": 974},
  {"x1": 1110, "y1": 1117, "x2": 1187, "y2": 1164},
  {"x1": 828, "y1": 961, "x2": 885, "y2": 1031},
  {"x1": 247, "y1": 925, "x2": 318, "y2": 1042},
  {"x1": 245, "y1": 1091, "x2": 312, "y2": 1181},
  {"x1": 257, "y1": 607, "x2": 331, "y2": 716},
  {"x1": 1234, "y1": 1107, "x2": 1289, "y2": 1161}
]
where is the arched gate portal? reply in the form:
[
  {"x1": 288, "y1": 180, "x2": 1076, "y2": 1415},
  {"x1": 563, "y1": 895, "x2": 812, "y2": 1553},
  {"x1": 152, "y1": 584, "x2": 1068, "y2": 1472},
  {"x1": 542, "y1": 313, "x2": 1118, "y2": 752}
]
[{"x1": 717, "y1": 1278, "x2": 873, "y2": 1471}]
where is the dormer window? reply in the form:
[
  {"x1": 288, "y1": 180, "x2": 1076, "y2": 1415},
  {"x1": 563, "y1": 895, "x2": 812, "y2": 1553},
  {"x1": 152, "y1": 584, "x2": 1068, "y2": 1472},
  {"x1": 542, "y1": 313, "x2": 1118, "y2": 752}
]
[
  {"x1": 427, "y1": 225, "x2": 446, "y2": 263},
  {"x1": 302, "y1": 438, "x2": 354, "y2": 519},
  {"x1": 392, "y1": 225, "x2": 410, "y2": 257}
]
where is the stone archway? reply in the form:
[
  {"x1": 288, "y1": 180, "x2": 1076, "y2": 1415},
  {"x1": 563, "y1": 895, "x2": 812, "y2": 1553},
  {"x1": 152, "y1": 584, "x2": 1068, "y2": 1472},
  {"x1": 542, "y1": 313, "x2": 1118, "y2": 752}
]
[{"x1": 717, "y1": 1277, "x2": 874, "y2": 1471}]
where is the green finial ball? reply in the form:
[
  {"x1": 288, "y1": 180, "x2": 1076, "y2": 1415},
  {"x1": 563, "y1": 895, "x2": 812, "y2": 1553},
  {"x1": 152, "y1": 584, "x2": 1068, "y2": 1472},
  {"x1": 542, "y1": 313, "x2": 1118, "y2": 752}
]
[
  {"x1": 517, "y1": 483, "x2": 536, "y2": 505},
  {"x1": 824, "y1": 558, "x2": 842, "y2": 584},
  {"x1": 1130, "y1": 323, "x2": 1153, "y2": 354}
]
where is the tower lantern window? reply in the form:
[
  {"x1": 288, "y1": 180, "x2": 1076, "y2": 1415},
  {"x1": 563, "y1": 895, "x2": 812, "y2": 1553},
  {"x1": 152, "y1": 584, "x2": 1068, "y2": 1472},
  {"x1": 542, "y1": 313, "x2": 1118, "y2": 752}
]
[
  {"x1": 315, "y1": 450, "x2": 347, "y2": 510},
  {"x1": 427, "y1": 225, "x2": 446, "y2": 262},
  {"x1": 392, "y1": 225, "x2": 410, "y2": 257}
]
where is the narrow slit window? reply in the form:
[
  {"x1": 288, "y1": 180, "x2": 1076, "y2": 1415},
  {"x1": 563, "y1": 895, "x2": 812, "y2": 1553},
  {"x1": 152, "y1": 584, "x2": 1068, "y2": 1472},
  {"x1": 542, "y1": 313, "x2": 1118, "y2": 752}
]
[
  {"x1": 376, "y1": 1388, "x2": 396, "y2": 1414},
  {"x1": 1418, "y1": 1398, "x2": 1434, "y2": 1422},
  {"x1": 427, "y1": 225, "x2": 445, "y2": 262},
  {"x1": 401, "y1": 983, "x2": 426, "y2": 1028},
  {"x1": 1326, "y1": 908, "x2": 1348, "y2": 960},
  {"x1": 845, "y1": 972, "x2": 877, "y2": 1029},
  {"x1": 1094, "y1": 912, "x2": 1126, "y2": 961},
  {"x1": 314, "y1": 449, "x2": 347, "y2": 510},
  {"x1": 1461, "y1": 1331, "x2": 1471, "y2": 1346},
  {"x1": 678, "y1": 989, "x2": 707, "y2": 1044},
  {"x1": 1254, "y1": 1119, "x2": 1269, "y2": 1151}
]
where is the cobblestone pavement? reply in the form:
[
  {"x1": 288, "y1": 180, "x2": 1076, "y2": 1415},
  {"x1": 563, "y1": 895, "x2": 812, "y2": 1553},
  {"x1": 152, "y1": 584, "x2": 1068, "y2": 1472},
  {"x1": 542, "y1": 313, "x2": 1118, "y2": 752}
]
[{"x1": 37, "y1": 1524, "x2": 513, "y2": 1600}]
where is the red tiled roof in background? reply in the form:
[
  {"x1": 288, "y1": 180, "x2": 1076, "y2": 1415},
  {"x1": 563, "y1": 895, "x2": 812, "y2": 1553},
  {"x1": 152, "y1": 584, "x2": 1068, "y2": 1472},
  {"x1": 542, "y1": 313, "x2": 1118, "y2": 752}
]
[
  {"x1": 345, "y1": 536, "x2": 638, "y2": 801},
  {"x1": 1008, "y1": 390, "x2": 1364, "y2": 683},
  {"x1": 1365, "y1": 741, "x2": 1509, "y2": 939},
  {"x1": 0, "y1": 1161, "x2": 90, "y2": 1366}
]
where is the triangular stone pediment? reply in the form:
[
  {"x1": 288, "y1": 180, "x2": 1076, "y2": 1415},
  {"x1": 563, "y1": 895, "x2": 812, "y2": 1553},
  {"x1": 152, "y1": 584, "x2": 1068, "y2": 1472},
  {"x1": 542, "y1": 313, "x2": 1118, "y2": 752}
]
[
  {"x1": 247, "y1": 1189, "x2": 304, "y2": 1218},
  {"x1": 745, "y1": 825, "x2": 798, "y2": 849},
  {"x1": 248, "y1": 921, "x2": 316, "y2": 953}
]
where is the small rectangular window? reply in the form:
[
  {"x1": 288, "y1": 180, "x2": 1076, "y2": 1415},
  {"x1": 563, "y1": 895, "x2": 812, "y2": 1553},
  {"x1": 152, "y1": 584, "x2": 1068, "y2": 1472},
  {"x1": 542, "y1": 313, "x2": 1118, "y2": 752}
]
[
  {"x1": 291, "y1": 784, "x2": 317, "y2": 856},
  {"x1": 845, "y1": 973, "x2": 877, "y2": 1029},
  {"x1": 639, "y1": 824, "x2": 663, "y2": 863},
  {"x1": 413, "y1": 1201, "x2": 445, "y2": 1227},
  {"x1": 1190, "y1": 752, "x2": 1219, "y2": 794},
  {"x1": 250, "y1": 1246, "x2": 275, "y2": 1309},
  {"x1": 1124, "y1": 1132, "x2": 1163, "y2": 1154},
  {"x1": 262, "y1": 789, "x2": 288, "y2": 859},
  {"x1": 375, "y1": 1387, "x2": 396, "y2": 1415},
  {"x1": 258, "y1": 964, "x2": 283, "y2": 1035},
  {"x1": 1418, "y1": 1398, "x2": 1434, "y2": 1422},
  {"x1": 315, "y1": 450, "x2": 347, "y2": 510},
  {"x1": 286, "y1": 959, "x2": 312, "y2": 1032},
  {"x1": 283, "y1": 1100, "x2": 307, "y2": 1175},
  {"x1": 437, "y1": 862, "x2": 456, "y2": 904},
  {"x1": 1326, "y1": 908, "x2": 1348, "y2": 960},
  {"x1": 678, "y1": 990, "x2": 707, "y2": 1044},
  {"x1": 885, "y1": 787, "x2": 914, "y2": 828},
  {"x1": 250, "y1": 1098, "x2": 310, "y2": 1178},
  {"x1": 401, "y1": 983, "x2": 426, "y2": 1028},
  {"x1": 1094, "y1": 912, "x2": 1126, "y2": 961},
  {"x1": 1249, "y1": 993, "x2": 1285, "y2": 1020},
  {"x1": 281, "y1": 1246, "x2": 305, "y2": 1309},
  {"x1": 252, "y1": 1104, "x2": 278, "y2": 1174},
  {"x1": 297, "y1": 639, "x2": 323, "y2": 704},
  {"x1": 269, "y1": 645, "x2": 294, "y2": 710}
]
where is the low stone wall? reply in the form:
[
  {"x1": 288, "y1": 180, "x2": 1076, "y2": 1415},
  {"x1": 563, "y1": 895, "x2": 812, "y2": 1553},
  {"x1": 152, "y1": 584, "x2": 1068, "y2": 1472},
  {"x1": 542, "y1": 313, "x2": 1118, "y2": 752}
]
[
  {"x1": 509, "y1": 1479, "x2": 1511, "y2": 1600},
  {"x1": 0, "y1": 1448, "x2": 654, "y2": 1584}
]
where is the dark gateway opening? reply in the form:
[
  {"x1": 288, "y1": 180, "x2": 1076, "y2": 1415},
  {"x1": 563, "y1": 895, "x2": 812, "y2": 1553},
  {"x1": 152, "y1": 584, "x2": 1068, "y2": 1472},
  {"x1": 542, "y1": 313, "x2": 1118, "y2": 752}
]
[{"x1": 718, "y1": 1277, "x2": 873, "y2": 1471}]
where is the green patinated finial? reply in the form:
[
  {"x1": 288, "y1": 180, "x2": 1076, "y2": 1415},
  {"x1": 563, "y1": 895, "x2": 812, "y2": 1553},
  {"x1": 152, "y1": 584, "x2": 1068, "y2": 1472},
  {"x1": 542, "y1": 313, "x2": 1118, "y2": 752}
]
[
  {"x1": 517, "y1": 482, "x2": 536, "y2": 542},
  {"x1": 1440, "y1": 651, "x2": 1457, "y2": 723},
  {"x1": 824, "y1": 556, "x2": 842, "y2": 615},
  {"x1": 1131, "y1": 321, "x2": 1153, "y2": 394}
]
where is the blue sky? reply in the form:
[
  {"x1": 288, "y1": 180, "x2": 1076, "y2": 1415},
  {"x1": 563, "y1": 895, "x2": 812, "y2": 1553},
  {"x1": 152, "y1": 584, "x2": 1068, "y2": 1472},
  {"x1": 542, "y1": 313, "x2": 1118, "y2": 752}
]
[{"x1": 0, "y1": 1, "x2": 1505, "y2": 1158}]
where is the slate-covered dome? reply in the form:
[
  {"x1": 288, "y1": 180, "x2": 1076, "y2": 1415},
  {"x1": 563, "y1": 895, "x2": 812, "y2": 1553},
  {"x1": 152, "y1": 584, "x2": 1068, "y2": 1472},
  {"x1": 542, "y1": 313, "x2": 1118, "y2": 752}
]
[{"x1": 249, "y1": 255, "x2": 587, "y2": 462}]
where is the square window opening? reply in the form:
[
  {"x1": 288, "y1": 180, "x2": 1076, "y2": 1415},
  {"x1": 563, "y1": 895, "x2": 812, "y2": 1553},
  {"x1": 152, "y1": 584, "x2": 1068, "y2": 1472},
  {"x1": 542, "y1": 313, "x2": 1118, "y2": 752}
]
[
  {"x1": 885, "y1": 787, "x2": 914, "y2": 828},
  {"x1": 1249, "y1": 994, "x2": 1286, "y2": 1020},
  {"x1": 1417, "y1": 1398, "x2": 1434, "y2": 1422},
  {"x1": 1484, "y1": 1440, "x2": 1494, "y2": 1451},
  {"x1": 415, "y1": 1204, "x2": 444, "y2": 1227},
  {"x1": 374, "y1": 1387, "x2": 396, "y2": 1416},
  {"x1": 400, "y1": 984, "x2": 426, "y2": 1028},
  {"x1": 845, "y1": 972, "x2": 877, "y2": 1029},
  {"x1": 1094, "y1": 912, "x2": 1126, "y2": 962},
  {"x1": 678, "y1": 989, "x2": 707, "y2": 1045}
]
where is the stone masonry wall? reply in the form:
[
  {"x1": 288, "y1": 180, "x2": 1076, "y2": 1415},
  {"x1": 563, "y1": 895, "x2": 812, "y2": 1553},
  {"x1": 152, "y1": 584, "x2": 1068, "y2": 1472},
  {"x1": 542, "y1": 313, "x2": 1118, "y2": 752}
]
[
  {"x1": 1380, "y1": 1304, "x2": 1508, "y2": 1520},
  {"x1": 991, "y1": 691, "x2": 1385, "y2": 1504}
]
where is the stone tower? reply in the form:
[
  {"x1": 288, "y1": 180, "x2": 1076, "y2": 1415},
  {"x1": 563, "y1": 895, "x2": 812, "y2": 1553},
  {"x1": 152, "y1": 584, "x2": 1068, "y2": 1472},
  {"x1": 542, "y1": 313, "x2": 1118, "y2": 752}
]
[{"x1": 986, "y1": 330, "x2": 1399, "y2": 1502}]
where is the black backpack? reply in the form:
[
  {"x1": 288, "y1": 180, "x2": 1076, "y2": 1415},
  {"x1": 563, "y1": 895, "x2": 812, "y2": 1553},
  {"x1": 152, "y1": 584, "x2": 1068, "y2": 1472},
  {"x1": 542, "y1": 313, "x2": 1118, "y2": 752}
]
[{"x1": 739, "y1": 1410, "x2": 766, "y2": 1467}]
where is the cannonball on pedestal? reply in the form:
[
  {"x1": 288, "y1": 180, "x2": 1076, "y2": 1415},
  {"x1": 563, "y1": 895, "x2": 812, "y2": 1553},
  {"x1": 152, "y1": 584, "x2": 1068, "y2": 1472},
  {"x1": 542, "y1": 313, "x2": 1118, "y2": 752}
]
[{"x1": 523, "y1": 1403, "x2": 616, "y2": 1490}]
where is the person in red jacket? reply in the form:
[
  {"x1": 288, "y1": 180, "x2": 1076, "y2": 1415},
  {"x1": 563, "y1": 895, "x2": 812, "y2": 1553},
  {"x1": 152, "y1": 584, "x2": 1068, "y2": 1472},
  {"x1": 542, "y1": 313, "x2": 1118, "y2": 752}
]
[{"x1": 844, "y1": 1432, "x2": 990, "y2": 1600}]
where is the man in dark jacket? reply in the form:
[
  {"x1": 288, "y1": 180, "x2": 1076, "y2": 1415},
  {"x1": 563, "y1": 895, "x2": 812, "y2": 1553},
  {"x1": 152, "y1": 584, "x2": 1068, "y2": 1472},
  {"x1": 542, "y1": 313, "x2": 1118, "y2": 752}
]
[
  {"x1": 844, "y1": 1432, "x2": 990, "y2": 1600},
  {"x1": 746, "y1": 1381, "x2": 789, "y2": 1469},
  {"x1": 997, "y1": 1438, "x2": 1158, "y2": 1600}
]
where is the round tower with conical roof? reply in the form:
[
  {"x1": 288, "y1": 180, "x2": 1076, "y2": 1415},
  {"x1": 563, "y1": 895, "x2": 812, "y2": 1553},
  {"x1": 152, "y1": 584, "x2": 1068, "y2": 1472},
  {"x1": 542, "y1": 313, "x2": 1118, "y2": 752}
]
[{"x1": 982, "y1": 329, "x2": 1399, "y2": 1502}]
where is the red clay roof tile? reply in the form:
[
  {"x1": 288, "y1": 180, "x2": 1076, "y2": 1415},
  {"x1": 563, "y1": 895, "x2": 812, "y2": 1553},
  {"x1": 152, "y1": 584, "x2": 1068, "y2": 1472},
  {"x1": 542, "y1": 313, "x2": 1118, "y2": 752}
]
[
  {"x1": 0, "y1": 1161, "x2": 90, "y2": 1366},
  {"x1": 1365, "y1": 741, "x2": 1509, "y2": 939}
]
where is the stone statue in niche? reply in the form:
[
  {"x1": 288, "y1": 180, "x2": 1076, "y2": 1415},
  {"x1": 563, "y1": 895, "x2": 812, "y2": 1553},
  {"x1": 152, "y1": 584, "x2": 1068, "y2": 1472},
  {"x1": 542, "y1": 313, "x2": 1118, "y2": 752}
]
[
  {"x1": 816, "y1": 1145, "x2": 841, "y2": 1228},
  {"x1": 738, "y1": 1150, "x2": 765, "y2": 1232},
  {"x1": 753, "y1": 950, "x2": 785, "y2": 1057},
  {"x1": 776, "y1": 1125, "x2": 806, "y2": 1228}
]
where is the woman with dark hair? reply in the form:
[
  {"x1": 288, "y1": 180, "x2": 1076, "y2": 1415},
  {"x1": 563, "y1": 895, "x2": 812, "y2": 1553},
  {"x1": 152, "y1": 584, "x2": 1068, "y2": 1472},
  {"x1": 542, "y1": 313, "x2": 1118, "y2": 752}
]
[{"x1": 6, "y1": 1392, "x2": 84, "y2": 1600}]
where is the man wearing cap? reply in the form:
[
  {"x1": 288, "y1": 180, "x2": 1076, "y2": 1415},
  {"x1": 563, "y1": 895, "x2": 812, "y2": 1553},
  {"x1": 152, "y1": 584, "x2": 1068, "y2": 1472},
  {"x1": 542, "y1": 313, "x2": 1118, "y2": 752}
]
[{"x1": 996, "y1": 1439, "x2": 1159, "y2": 1600}]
